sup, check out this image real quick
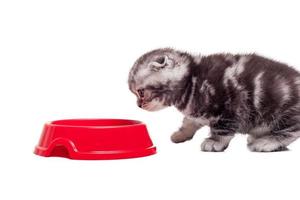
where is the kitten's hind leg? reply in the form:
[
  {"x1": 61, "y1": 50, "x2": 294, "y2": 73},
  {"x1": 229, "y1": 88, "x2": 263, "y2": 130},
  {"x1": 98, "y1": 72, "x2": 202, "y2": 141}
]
[
  {"x1": 247, "y1": 122, "x2": 300, "y2": 152},
  {"x1": 247, "y1": 135, "x2": 292, "y2": 152},
  {"x1": 171, "y1": 117, "x2": 203, "y2": 143}
]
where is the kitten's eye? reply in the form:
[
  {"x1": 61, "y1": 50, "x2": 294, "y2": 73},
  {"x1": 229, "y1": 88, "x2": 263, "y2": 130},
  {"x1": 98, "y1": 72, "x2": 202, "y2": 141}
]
[
  {"x1": 137, "y1": 89, "x2": 144, "y2": 98},
  {"x1": 156, "y1": 57, "x2": 165, "y2": 64}
]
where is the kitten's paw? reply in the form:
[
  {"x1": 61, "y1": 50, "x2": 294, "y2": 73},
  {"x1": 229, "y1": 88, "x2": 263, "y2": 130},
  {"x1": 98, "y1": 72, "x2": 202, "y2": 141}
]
[
  {"x1": 201, "y1": 138, "x2": 228, "y2": 152},
  {"x1": 247, "y1": 138, "x2": 286, "y2": 152},
  {"x1": 171, "y1": 131, "x2": 193, "y2": 143}
]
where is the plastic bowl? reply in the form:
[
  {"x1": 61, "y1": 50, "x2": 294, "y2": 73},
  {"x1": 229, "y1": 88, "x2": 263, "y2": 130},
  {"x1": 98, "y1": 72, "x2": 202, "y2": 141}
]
[{"x1": 34, "y1": 119, "x2": 156, "y2": 160}]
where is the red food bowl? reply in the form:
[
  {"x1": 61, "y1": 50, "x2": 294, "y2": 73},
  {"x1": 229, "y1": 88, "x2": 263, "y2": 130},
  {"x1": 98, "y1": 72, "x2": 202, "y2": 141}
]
[{"x1": 34, "y1": 119, "x2": 156, "y2": 160}]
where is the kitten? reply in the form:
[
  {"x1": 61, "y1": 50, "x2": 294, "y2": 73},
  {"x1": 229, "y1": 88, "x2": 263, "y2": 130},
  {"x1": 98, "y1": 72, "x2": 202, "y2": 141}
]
[{"x1": 128, "y1": 48, "x2": 300, "y2": 152}]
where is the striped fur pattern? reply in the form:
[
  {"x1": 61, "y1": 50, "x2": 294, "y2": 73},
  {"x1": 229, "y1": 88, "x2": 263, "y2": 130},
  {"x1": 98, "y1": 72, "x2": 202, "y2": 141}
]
[{"x1": 128, "y1": 48, "x2": 300, "y2": 152}]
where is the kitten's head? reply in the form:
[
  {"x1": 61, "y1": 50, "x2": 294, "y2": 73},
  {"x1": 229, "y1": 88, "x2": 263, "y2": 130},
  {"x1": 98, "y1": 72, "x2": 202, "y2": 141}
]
[{"x1": 128, "y1": 48, "x2": 192, "y2": 111}]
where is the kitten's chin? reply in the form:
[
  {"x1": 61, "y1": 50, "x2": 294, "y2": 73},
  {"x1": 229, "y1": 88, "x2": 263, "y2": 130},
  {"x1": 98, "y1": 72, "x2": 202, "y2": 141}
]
[
  {"x1": 143, "y1": 106, "x2": 166, "y2": 112},
  {"x1": 142, "y1": 100, "x2": 167, "y2": 112}
]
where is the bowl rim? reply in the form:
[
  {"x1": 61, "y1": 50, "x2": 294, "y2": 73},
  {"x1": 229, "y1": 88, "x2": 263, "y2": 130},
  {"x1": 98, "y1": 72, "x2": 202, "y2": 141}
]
[{"x1": 45, "y1": 118, "x2": 145, "y2": 129}]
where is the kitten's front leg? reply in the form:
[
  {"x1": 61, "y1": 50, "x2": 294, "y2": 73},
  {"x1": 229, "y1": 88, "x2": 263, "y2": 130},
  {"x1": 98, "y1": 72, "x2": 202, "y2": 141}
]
[
  {"x1": 171, "y1": 117, "x2": 203, "y2": 143},
  {"x1": 201, "y1": 121, "x2": 235, "y2": 152}
]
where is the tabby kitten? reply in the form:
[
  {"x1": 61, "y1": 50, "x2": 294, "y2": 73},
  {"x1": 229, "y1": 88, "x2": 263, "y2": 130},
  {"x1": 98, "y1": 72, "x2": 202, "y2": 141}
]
[{"x1": 128, "y1": 48, "x2": 300, "y2": 152}]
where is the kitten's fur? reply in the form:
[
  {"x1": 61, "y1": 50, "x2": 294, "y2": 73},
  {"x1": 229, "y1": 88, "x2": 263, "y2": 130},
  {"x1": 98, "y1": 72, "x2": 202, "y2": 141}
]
[{"x1": 128, "y1": 48, "x2": 300, "y2": 152}]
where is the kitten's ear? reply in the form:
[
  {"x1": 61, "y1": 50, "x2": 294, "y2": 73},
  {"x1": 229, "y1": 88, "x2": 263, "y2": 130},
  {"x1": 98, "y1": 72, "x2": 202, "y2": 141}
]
[{"x1": 150, "y1": 55, "x2": 169, "y2": 71}]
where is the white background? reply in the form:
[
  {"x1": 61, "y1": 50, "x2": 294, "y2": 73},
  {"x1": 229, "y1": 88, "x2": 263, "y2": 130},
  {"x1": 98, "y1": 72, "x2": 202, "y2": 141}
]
[{"x1": 1, "y1": 0, "x2": 300, "y2": 199}]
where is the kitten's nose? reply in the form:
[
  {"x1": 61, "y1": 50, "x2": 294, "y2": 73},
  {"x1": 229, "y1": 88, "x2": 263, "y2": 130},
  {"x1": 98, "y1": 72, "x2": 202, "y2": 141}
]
[{"x1": 137, "y1": 100, "x2": 143, "y2": 108}]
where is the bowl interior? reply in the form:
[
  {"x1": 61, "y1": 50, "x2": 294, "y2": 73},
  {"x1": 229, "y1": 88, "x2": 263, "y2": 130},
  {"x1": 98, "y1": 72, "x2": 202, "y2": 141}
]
[{"x1": 50, "y1": 119, "x2": 142, "y2": 127}]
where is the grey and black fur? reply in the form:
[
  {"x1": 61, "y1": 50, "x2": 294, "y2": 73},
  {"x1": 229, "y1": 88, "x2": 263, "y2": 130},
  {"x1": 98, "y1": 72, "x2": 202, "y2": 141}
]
[{"x1": 128, "y1": 48, "x2": 300, "y2": 152}]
